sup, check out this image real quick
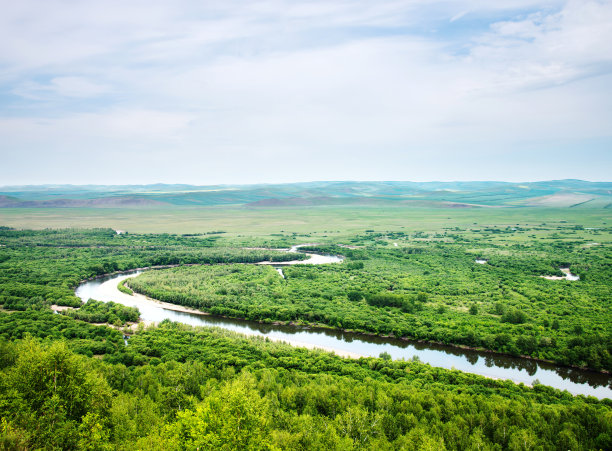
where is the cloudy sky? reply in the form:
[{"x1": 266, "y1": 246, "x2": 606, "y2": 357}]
[{"x1": 1, "y1": 0, "x2": 611, "y2": 185}]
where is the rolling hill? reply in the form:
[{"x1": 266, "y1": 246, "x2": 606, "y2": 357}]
[{"x1": 0, "y1": 180, "x2": 610, "y2": 209}]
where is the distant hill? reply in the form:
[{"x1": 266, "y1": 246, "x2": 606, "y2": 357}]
[{"x1": 0, "y1": 180, "x2": 611, "y2": 208}]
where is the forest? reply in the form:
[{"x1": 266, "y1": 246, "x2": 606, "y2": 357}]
[
  {"x1": 1, "y1": 316, "x2": 611, "y2": 450},
  {"x1": 128, "y1": 230, "x2": 612, "y2": 372},
  {"x1": 0, "y1": 225, "x2": 610, "y2": 449},
  {"x1": 63, "y1": 299, "x2": 140, "y2": 326}
]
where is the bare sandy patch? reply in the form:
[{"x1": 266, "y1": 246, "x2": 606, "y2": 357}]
[
  {"x1": 541, "y1": 268, "x2": 579, "y2": 281},
  {"x1": 523, "y1": 193, "x2": 594, "y2": 207},
  {"x1": 51, "y1": 304, "x2": 77, "y2": 312}
]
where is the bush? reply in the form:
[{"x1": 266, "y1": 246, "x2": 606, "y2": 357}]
[{"x1": 501, "y1": 308, "x2": 527, "y2": 324}]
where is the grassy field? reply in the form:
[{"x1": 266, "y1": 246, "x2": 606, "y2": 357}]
[{"x1": 1, "y1": 205, "x2": 611, "y2": 237}]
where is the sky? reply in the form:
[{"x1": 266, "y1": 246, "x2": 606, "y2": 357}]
[{"x1": 1, "y1": 0, "x2": 611, "y2": 185}]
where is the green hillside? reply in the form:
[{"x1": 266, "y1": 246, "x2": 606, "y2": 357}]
[{"x1": 1, "y1": 180, "x2": 611, "y2": 208}]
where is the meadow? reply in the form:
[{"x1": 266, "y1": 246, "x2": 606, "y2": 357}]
[{"x1": 1, "y1": 203, "x2": 610, "y2": 236}]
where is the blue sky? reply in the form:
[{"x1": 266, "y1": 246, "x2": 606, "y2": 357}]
[{"x1": 1, "y1": 0, "x2": 611, "y2": 185}]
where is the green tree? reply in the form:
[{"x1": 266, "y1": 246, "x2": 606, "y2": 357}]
[
  {"x1": 164, "y1": 373, "x2": 274, "y2": 450},
  {"x1": 0, "y1": 339, "x2": 112, "y2": 449},
  {"x1": 347, "y1": 291, "x2": 363, "y2": 302},
  {"x1": 78, "y1": 413, "x2": 112, "y2": 450}
]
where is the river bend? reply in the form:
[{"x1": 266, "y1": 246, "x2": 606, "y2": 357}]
[{"x1": 75, "y1": 249, "x2": 611, "y2": 399}]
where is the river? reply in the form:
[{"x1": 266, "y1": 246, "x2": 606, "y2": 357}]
[{"x1": 75, "y1": 250, "x2": 611, "y2": 399}]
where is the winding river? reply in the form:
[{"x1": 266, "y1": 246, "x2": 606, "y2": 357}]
[{"x1": 75, "y1": 248, "x2": 611, "y2": 399}]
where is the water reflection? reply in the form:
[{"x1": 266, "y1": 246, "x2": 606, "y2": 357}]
[{"x1": 466, "y1": 353, "x2": 479, "y2": 366}]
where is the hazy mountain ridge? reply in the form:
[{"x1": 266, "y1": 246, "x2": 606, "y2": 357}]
[{"x1": 1, "y1": 180, "x2": 611, "y2": 208}]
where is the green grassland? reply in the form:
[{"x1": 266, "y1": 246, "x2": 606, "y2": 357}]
[{"x1": 1, "y1": 204, "x2": 610, "y2": 237}]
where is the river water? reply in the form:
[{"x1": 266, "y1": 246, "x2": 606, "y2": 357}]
[{"x1": 75, "y1": 254, "x2": 611, "y2": 399}]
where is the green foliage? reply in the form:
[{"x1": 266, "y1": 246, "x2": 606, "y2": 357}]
[
  {"x1": 347, "y1": 291, "x2": 363, "y2": 302},
  {"x1": 0, "y1": 418, "x2": 29, "y2": 450},
  {"x1": 366, "y1": 292, "x2": 414, "y2": 312},
  {"x1": 0, "y1": 310, "x2": 125, "y2": 357},
  {"x1": 129, "y1": 233, "x2": 612, "y2": 371},
  {"x1": 163, "y1": 373, "x2": 274, "y2": 450},
  {"x1": 0, "y1": 339, "x2": 112, "y2": 449},
  {"x1": 0, "y1": 322, "x2": 610, "y2": 450},
  {"x1": 117, "y1": 279, "x2": 133, "y2": 296},
  {"x1": 64, "y1": 299, "x2": 139, "y2": 325},
  {"x1": 345, "y1": 261, "x2": 364, "y2": 270},
  {"x1": 379, "y1": 351, "x2": 392, "y2": 361},
  {"x1": 78, "y1": 413, "x2": 112, "y2": 451},
  {"x1": 501, "y1": 308, "x2": 527, "y2": 324},
  {"x1": 0, "y1": 225, "x2": 611, "y2": 449}
]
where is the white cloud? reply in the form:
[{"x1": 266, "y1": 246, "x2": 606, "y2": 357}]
[
  {"x1": 50, "y1": 77, "x2": 109, "y2": 98},
  {"x1": 13, "y1": 77, "x2": 109, "y2": 100},
  {"x1": 0, "y1": 109, "x2": 193, "y2": 149},
  {"x1": 467, "y1": 0, "x2": 612, "y2": 91},
  {"x1": 0, "y1": 0, "x2": 610, "y2": 183},
  {"x1": 450, "y1": 11, "x2": 469, "y2": 22}
]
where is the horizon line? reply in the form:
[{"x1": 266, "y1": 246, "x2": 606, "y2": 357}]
[{"x1": 2, "y1": 178, "x2": 612, "y2": 189}]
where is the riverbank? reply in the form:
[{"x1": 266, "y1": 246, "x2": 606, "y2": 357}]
[
  {"x1": 124, "y1": 278, "x2": 610, "y2": 377},
  {"x1": 71, "y1": 245, "x2": 321, "y2": 288},
  {"x1": 77, "y1": 270, "x2": 611, "y2": 398}
]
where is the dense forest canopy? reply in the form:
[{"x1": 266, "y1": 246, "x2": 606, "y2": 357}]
[
  {"x1": 0, "y1": 224, "x2": 610, "y2": 449},
  {"x1": 128, "y1": 229, "x2": 612, "y2": 372}
]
